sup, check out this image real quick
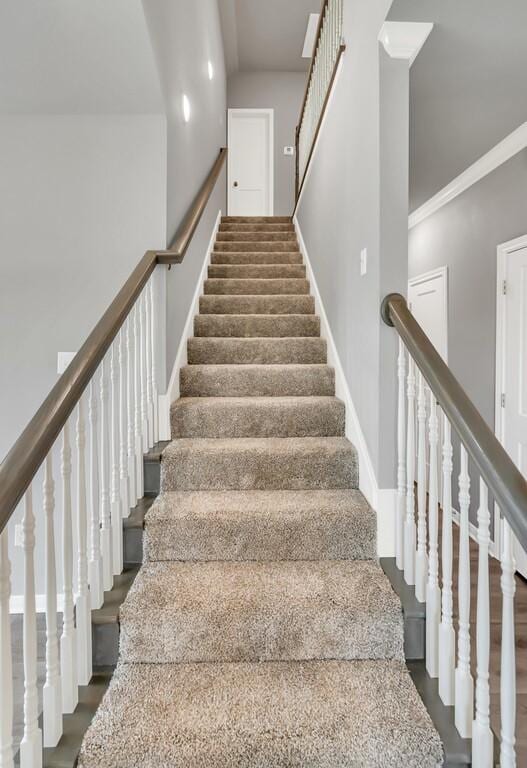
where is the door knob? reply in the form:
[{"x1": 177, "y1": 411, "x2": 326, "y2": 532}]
[{"x1": 233, "y1": 181, "x2": 238, "y2": 187}]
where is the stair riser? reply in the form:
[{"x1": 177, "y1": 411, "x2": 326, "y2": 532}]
[
  {"x1": 208, "y1": 264, "x2": 306, "y2": 279},
  {"x1": 214, "y1": 242, "x2": 298, "y2": 252},
  {"x1": 222, "y1": 216, "x2": 291, "y2": 223},
  {"x1": 211, "y1": 252, "x2": 302, "y2": 264},
  {"x1": 180, "y1": 365, "x2": 336, "y2": 397},
  {"x1": 199, "y1": 295, "x2": 315, "y2": 314},
  {"x1": 219, "y1": 224, "x2": 295, "y2": 233},
  {"x1": 161, "y1": 443, "x2": 358, "y2": 491},
  {"x1": 216, "y1": 232, "x2": 297, "y2": 243},
  {"x1": 204, "y1": 278, "x2": 310, "y2": 295},
  {"x1": 187, "y1": 337, "x2": 327, "y2": 365},
  {"x1": 194, "y1": 315, "x2": 320, "y2": 338},
  {"x1": 170, "y1": 400, "x2": 345, "y2": 439}
]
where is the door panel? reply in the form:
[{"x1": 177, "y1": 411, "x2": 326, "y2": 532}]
[{"x1": 228, "y1": 110, "x2": 273, "y2": 216}]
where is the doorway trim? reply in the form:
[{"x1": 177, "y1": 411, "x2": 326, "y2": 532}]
[
  {"x1": 408, "y1": 265, "x2": 449, "y2": 363},
  {"x1": 227, "y1": 108, "x2": 274, "y2": 216},
  {"x1": 495, "y1": 233, "x2": 527, "y2": 560}
]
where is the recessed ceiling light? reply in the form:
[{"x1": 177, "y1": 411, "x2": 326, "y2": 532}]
[
  {"x1": 207, "y1": 60, "x2": 214, "y2": 80},
  {"x1": 182, "y1": 94, "x2": 191, "y2": 123},
  {"x1": 302, "y1": 13, "x2": 320, "y2": 58}
]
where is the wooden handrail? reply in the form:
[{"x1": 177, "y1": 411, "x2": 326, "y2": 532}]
[{"x1": 0, "y1": 147, "x2": 227, "y2": 533}]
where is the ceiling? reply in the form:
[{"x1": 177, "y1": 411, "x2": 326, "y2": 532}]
[
  {"x1": 0, "y1": 0, "x2": 163, "y2": 114},
  {"x1": 219, "y1": 0, "x2": 321, "y2": 74},
  {"x1": 388, "y1": 0, "x2": 527, "y2": 211}
]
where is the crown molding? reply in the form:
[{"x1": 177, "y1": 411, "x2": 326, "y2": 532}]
[
  {"x1": 378, "y1": 21, "x2": 433, "y2": 66},
  {"x1": 409, "y1": 121, "x2": 527, "y2": 229}
]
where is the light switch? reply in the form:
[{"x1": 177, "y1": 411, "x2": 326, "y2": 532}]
[
  {"x1": 57, "y1": 351, "x2": 76, "y2": 374},
  {"x1": 284, "y1": 146, "x2": 295, "y2": 156},
  {"x1": 360, "y1": 248, "x2": 368, "y2": 276}
]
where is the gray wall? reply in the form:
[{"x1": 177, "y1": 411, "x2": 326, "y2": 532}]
[
  {"x1": 228, "y1": 71, "x2": 306, "y2": 216},
  {"x1": 296, "y1": 0, "x2": 409, "y2": 489},
  {"x1": 143, "y1": 0, "x2": 228, "y2": 378}
]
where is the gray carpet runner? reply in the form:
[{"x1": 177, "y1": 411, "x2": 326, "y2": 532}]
[{"x1": 79, "y1": 216, "x2": 443, "y2": 767}]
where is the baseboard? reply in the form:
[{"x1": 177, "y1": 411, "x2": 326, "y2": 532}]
[
  {"x1": 158, "y1": 209, "x2": 222, "y2": 441},
  {"x1": 293, "y1": 218, "x2": 396, "y2": 557}
]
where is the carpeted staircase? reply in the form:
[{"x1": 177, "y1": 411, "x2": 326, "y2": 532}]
[{"x1": 79, "y1": 217, "x2": 443, "y2": 767}]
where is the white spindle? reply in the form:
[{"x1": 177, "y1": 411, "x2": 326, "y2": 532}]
[
  {"x1": 43, "y1": 453, "x2": 62, "y2": 747},
  {"x1": 426, "y1": 391, "x2": 441, "y2": 679},
  {"x1": 119, "y1": 328, "x2": 130, "y2": 520},
  {"x1": 396, "y1": 339, "x2": 406, "y2": 570},
  {"x1": 149, "y1": 277, "x2": 159, "y2": 445},
  {"x1": 88, "y1": 380, "x2": 103, "y2": 609},
  {"x1": 0, "y1": 527, "x2": 14, "y2": 768},
  {"x1": 472, "y1": 480, "x2": 493, "y2": 767},
  {"x1": 60, "y1": 423, "x2": 78, "y2": 715},
  {"x1": 404, "y1": 357, "x2": 416, "y2": 586},
  {"x1": 20, "y1": 488, "x2": 43, "y2": 767},
  {"x1": 99, "y1": 360, "x2": 112, "y2": 592},
  {"x1": 76, "y1": 396, "x2": 92, "y2": 686},
  {"x1": 500, "y1": 519, "x2": 517, "y2": 768},
  {"x1": 145, "y1": 283, "x2": 154, "y2": 449},
  {"x1": 134, "y1": 303, "x2": 144, "y2": 500},
  {"x1": 415, "y1": 372, "x2": 428, "y2": 602},
  {"x1": 110, "y1": 344, "x2": 123, "y2": 576},
  {"x1": 139, "y1": 293, "x2": 149, "y2": 452},
  {"x1": 439, "y1": 415, "x2": 455, "y2": 705},
  {"x1": 126, "y1": 316, "x2": 137, "y2": 507},
  {"x1": 455, "y1": 444, "x2": 474, "y2": 736}
]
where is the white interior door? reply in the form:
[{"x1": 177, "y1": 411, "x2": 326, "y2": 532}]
[
  {"x1": 408, "y1": 267, "x2": 448, "y2": 362},
  {"x1": 498, "y1": 239, "x2": 527, "y2": 576},
  {"x1": 228, "y1": 109, "x2": 273, "y2": 216}
]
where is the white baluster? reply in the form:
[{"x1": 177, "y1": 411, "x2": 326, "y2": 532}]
[
  {"x1": 472, "y1": 480, "x2": 493, "y2": 767},
  {"x1": 119, "y1": 328, "x2": 130, "y2": 520},
  {"x1": 500, "y1": 519, "x2": 517, "y2": 768},
  {"x1": 455, "y1": 444, "x2": 474, "y2": 736},
  {"x1": 415, "y1": 372, "x2": 428, "y2": 602},
  {"x1": 145, "y1": 283, "x2": 154, "y2": 449},
  {"x1": 439, "y1": 415, "x2": 455, "y2": 705},
  {"x1": 99, "y1": 359, "x2": 112, "y2": 592},
  {"x1": 426, "y1": 391, "x2": 441, "y2": 679},
  {"x1": 110, "y1": 344, "x2": 123, "y2": 576},
  {"x1": 134, "y1": 303, "x2": 144, "y2": 500},
  {"x1": 60, "y1": 423, "x2": 78, "y2": 714},
  {"x1": 404, "y1": 357, "x2": 416, "y2": 586},
  {"x1": 43, "y1": 453, "x2": 62, "y2": 747},
  {"x1": 149, "y1": 277, "x2": 159, "y2": 445},
  {"x1": 0, "y1": 528, "x2": 14, "y2": 768},
  {"x1": 126, "y1": 316, "x2": 137, "y2": 507},
  {"x1": 396, "y1": 339, "x2": 406, "y2": 570},
  {"x1": 75, "y1": 396, "x2": 92, "y2": 686},
  {"x1": 20, "y1": 488, "x2": 43, "y2": 767},
  {"x1": 88, "y1": 381, "x2": 103, "y2": 609},
  {"x1": 139, "y1": 292, "x2": 149, "y2": 452}
]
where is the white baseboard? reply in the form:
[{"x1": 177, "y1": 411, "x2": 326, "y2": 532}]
[
  {"x1": 158, "y1": 210, "x2": 222, "y2": 441},
  {"x1": 294, "y1": 218, "x2": 395, "y2": 557}
]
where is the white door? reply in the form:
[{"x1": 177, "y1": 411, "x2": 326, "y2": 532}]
[
  {"x1": 228, "y1": 109, "x2": 273, "y2": 216},
  {"x1": 408, "y1": 267, "x2": 448, "y2": 362},
  {"x1": 498, "y1": 239, "x2": 527, "y2": 576}
]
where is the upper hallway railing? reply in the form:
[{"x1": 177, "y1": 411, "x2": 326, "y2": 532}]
[
  {"x1": 295, "y1": 0, "x2": 345, "y2": 203},
  {"x1": 382, "y1": 291, "x2": 527, "y2": 768},
  {"x1": 0, "y1": 147, "x2": 226, "y2": 764}
]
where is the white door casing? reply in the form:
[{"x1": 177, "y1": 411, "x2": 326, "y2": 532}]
[
  {"x1": 496, "y1": 235, "x2": 527, "y2": 577},
  {"x1": 228, "y1": 109, "x2": 274, "y2": 217},
  {"x1": 408, "y1": 267, "x2": 448, "y2": 362}
]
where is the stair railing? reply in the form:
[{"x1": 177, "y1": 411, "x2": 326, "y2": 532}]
[
  {"x1": 0, "y1": 147, "x2": 227, "y2": 766},
  {"x1": 382, "y1": 292, "x2": 527, "y2": 768},
  {"x1": 295, "y1": 0, "x2": 345, "y2": 203}
]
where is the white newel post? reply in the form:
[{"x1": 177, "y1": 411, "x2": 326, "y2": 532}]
[
  {"x1": 404, "y1": 357, "x2": 416, "y2": 586},
  {"x1": 119, "y1": 328, "x2": 130, "y2": 520},
  {"x1": 88, "y1": 380, "x2": 103, "y2": 609},
  {"x1": 99, "y1": 360, "x2": 112, "y2": 592},
  {"x1": 500, "y1": 520, "x2": 517, "y2": 768},
  {"x1": 415, "y1": 372, "x2": 428, "y2": 602},
  {"x1": 126, "y1": 316, "x2": 138, "y2": 508},
  {"x1": 0, "y1": 526, "x2": 14, "y2": 768},
  {"x1": 110, "y1": 344, "x2": 123, "y2": 576},
  {"x1": 472, "y1": 480, "x2": 493, "y2": 767},
  {"x1": 396, "y1": 339, "x2": 406, "y2": 570},
  {"x1": 20, "y1": 488, "x2": 43, "y2": 767},
  {"x1": 60, "y1": 422, "x2": 78, "y2": 716},
  {"x1": 439, "y1": 415, "x2": 455, "y2": 705},
  {"x1": 75, "y1": 395, "x2": 92, "y2": 686},
  {"x1": 150, "y1": 276, "x2": 159, "y2": 445},
  {"x1": 426, "y1": 391, "x2": 440, "y2": 679},
  {"x1": 43, "y1": 453, "x2": 62, "y2": 747}
]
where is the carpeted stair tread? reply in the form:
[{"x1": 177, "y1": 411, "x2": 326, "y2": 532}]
[
  {"x1": 194, "y1": 313, "x2": 320, "y2": 337},
  {"x1": 214, "y1": 241, "x2": 299, "y2": 252},
  {"x1": 170, "y1": 396, "x2": 345, "y2": 438},
  {"x1": 161, "y1": 436, "x2": 358, "y2": 491},
  {"x1": 211, "y1": 251, "x2": 303, "y2": 264},
  {"x1": 180, "y1": 363, "x2": 335, "y2": 397},
  {"x1": 208, "y1": 263, "x2": 306, "y2": 279},
  {"x1": 199, "y1": 294, "x2": 315, "y2": 314},
  {"x1": 216, "y1": 231, "x2": 297, "y2": 242},
  {"x1": 119, "y1": 560, "x2": 404, "y2": 663},
  {"x1": 144, "y1": 489, "x2": 376, "y2": 562},
  {"x1": 204, "y1": 277, "x2": 310, "y2": 295},
  {"x1": 78, "y1": 660, "x2": 443, "y2": 768},
  {"x1": 187, "y1": 337, "x2": 327, "y2": 364}
]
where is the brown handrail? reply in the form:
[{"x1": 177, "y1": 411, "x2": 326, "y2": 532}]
[
  {"x1": 382, "y1": 292, "x2": 527, "y2": 551},
  {"x1": 0, "y1": 147, "x2": 227, "y2": 533}
]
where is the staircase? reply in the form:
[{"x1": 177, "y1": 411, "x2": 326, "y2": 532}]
[{"x1": 78, "y1": 217, "x2": 443, "y2": 766}]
